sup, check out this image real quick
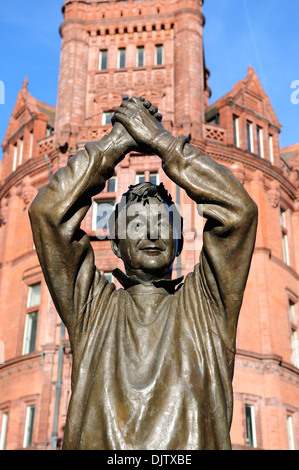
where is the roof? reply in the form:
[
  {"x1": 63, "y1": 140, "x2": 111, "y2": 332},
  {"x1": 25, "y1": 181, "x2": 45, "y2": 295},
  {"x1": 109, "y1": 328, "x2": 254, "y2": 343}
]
[
  {"x1": 280, "y1": 144, "x2": 299, "y2": 167},
  {"x1": 206, "y1": 66, "x2": 281, "y2": 130},
  {"x1": 2, "y1": 77, "x2": 56, "y2": 147}
]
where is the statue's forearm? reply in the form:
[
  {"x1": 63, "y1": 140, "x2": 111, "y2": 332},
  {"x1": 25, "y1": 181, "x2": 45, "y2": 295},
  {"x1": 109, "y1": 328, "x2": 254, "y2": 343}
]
[
  {"x1": 155, "y1": 133, "x2": 257, "y2": 236},
  {"x1": 28, "y1": 131, "x2": 127, "y2": 328},
  {"x1": 29, "y1": 131, "x2": 126, "y2": 229}
]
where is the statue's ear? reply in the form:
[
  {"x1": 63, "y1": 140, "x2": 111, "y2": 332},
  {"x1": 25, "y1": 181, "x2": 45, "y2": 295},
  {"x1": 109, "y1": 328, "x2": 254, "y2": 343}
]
[{"x1": 111, "y1": 239, "x2": 122, "y2": 259}]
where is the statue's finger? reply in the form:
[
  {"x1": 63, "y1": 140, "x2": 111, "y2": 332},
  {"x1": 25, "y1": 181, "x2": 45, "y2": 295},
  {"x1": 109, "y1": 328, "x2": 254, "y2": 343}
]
[
  {"x1": 116, "y1": 105, "x2": 128, "y2": 112},
  {"x1": 129, "y1": 96, "x2": 140, "y2": 104},
  {"x1": 112, "y1": 112, "x2": 129, "y2": 126},
  {"x1": 149, "y1": 105, "x2": 158, "y2": 115},
  {"x1": 121, "y1": 101, "x2": 136, "y2": 109}
]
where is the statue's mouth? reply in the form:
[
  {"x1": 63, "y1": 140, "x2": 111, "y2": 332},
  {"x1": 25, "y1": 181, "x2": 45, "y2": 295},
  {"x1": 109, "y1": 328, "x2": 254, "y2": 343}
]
[{"x1": 140, "y1": 246, "x2": 164, "y2": 252}]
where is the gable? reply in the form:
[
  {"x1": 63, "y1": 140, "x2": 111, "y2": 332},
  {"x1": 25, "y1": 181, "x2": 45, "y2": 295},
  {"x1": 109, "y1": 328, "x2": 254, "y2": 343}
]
[
  {"x1": 207, "y1": 67, "x2": 281, "y2": 129},
  {"x1": 235, "y1": 68, "x2": 281, "y2": 128}
]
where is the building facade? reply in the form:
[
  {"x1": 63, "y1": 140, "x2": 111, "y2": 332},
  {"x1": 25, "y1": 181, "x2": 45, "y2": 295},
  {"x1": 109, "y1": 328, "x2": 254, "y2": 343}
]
[{"x1": 0, "y1": 0, "x2": 298, "y2": 450}]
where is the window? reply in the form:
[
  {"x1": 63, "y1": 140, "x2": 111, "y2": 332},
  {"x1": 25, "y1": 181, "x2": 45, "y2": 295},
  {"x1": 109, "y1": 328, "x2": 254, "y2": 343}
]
[
  {"x1": 291, "y1": 329, "x2": 299, "y2": 368},
  {"x1": 27, "y1": 283, "x2": 41, "y2": 310},
  {"x1": 46, "y1": 125, "x2": 54, "y2": 137},
  {"x1": 107, "y1": 176, "x2": 117, "y2": 193},
  {"x1": 155, "y1": 45, "x2": 164, "y2": 66},
  {"x1": 19, "y1": 138, "x2": 24, "y2": 165},
  {"x1": 256, "y1": 126, "x2": 264, "y2": 158},
  {"x1": 246, "y1": 121, "x2": 254, "y2": 153},
  {"x1": 245, "y1": 404, "x2": 257, "y2": 448},
  {"x1": 104, "y1": 272, "x2": 113, "y2": 283},
  {"x1": 102, "y1": 111, "x2": 114, "y2": 125},
  {"x1": 288, "y1": 299, "x2": 299, "y2": 368},
  {"x1": 289, "y1": 299, "x2": 296, "y2": 324},
  {"x1": 150, "y1": 173, "x2": 159, "y2": 185},
  {"x1": 136, "y1": 172, "x2": 159, "y2": 185},
  {"x1": 13, "y1": 144, "x2": 18, "y2": 171},
  {"x1": 92, "y1": 200, "x2": 115, "y2": 231},
  {"x1": 136, "y1": 173, "x2": 145, "y2": 184},
  {"x1": 118, "y1": 48, "x2": 126, "y2": 69},
  {"x1": 29, "y1": 131, "x2": 34, "y2": 159},
  {"x1": 23, "y1": 405, "x2": 35, "y2": 448},
  {"x1": 136, "y1": 46, "x2": 145, "y2": 67},
  {"x1": 282, "y1": 232, "x2": 290, "y2": 265},
  {"x1": 22, "y1": 283, "x2": 41, "y2": 355},
  {"x1": 269, "y1": 135, "x2": 274, "y2": 164},
  {"x1": 280, "y1": 208, "x2": 290, "y2": 265},
  {"x1": 287, "y1": 415, "x2": 295, "y2": 450},
  {"x1": 0, "y1": 412, "x2": 8, "y2": 450},
  {"x1": 99, "y1": 50, "x2": 108, "y2": 70},
  {"x1": 233, "y1": 115, "x2": 240, "y2": 148}
]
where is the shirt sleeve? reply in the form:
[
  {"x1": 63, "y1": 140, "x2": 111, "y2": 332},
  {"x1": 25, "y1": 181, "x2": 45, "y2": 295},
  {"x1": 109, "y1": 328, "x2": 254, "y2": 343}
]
[
  {"x1": 162, "y1": 135, "x2": 258, "y2": 347},
  {"x1": 28, "y1": 135, "x2": 124, "y2": 341}
]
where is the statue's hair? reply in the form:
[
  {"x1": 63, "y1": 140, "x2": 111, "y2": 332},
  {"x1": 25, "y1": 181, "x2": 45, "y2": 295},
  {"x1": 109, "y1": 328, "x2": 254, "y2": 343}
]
[{"x1": 108, "y1": 182, "x2": 184, "y2": 242}]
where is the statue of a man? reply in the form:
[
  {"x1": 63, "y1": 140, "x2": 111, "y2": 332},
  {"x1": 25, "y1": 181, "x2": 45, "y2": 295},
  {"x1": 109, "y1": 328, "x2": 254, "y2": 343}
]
[{"x1": 29, "y1": 97, "x2": 257, "y2": 450}]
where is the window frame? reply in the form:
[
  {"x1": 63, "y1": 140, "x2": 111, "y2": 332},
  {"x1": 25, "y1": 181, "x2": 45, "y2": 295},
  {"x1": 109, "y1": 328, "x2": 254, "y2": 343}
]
[
  {"x1": 99, "y1": 49, "x2": 108, "y2": 71},
  {"x1": 22, "y1": 283, "x2": 41, "y2": 356},
  {"x1": 107, "y1": 175, "x2": 117, "y2": 193},
  {"x1": 155, "y1": 44, "x2": 164, "y2": 66},
  {"x1": 288, "y1": 297, "x2": 299, "y2": 368},
  {"x1": 23, "y1": 405, "x2": 36, "y2": 449},
  {"x1": 92, "y1": 199, "x2": 116, "y2": 232},
  {"x1": 117, "y1": 48, "x2": 126, "y2": 69},
  {"x1": 245, "y1": 404, "x2": 258, "y2": 448},
  {"x1": 135, "y1": 172, "x2": 159, "y2": 185},
  {"x1": 19, "y1": 138, "x2": 24, "y2": 166},
  {"x1": 0, "y1": 411, "x2": 8, "y2": 450},
  {"x1": 29, "y1": 131, "x2": 34, "y2": 159},
  {"x1": 136, "y1": 46, "x2": 145, "y2": 67},
  {"x1": 287, "y1": 414, "x2": 295, "y2": 450},
  {"x1": 280, "y1": 207, "x2": 290, "y2": 266},
  {"x1": 256, "y1": 126, "x2": 264, "y2": 158},
  {"x1": 13, "y1": 144, "x2": 18, "y2": 171},
  {"x1": 269, "y1": 134, "x2": 274, "y2": 164},
  {"x1": 102, "y1": 111, "x2": 115, "y2": 126},
  {"x1": 246, "y1": 120, "x2": 254, "y2": 153},
  {"x1": 233, "y1": 114, "x2": 240, "y2": 148},
  {"x1": 103, "y1": 272, "x2": 113, "y2": 283}
]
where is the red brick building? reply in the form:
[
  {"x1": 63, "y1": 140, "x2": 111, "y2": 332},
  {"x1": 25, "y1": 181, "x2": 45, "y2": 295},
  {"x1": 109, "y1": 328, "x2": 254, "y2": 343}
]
[{"x1": 0, "y1": 0, "x2": 298, "y2": 450}]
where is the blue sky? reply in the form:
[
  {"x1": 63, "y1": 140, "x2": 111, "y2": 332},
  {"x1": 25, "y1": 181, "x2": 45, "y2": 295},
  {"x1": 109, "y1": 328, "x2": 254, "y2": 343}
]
[{"x1": 0, "y1": 0, "x2": 298, "y2": 159}]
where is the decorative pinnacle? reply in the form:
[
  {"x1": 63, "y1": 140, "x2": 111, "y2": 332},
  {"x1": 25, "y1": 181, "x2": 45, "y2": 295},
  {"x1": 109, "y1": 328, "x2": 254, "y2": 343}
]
[{"x1": 23, "y1": 76, "x2": 29, "y2": 92}]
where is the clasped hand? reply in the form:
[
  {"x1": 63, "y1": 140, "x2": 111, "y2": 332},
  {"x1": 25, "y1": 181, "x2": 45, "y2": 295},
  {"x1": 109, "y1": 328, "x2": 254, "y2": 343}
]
[{"x1": 110, "y1": 96, "x2": 167, "y2": 156}]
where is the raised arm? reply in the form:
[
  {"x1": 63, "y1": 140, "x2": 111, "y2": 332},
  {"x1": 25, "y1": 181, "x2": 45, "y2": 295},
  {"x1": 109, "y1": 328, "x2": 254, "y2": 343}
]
[
  {"x1": 113, "y1": 97, "x2": 258, "y2": 340},
  {"x1": 29, "y1": 123, "x2": 136, "y2": 334},
  {"x1": 159, "y1": 135, "x2": 257, "y2": 327}
]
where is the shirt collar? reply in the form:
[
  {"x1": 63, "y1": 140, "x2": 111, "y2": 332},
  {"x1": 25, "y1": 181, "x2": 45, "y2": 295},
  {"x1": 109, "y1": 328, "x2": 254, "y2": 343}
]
[{"x1": 112, "y1": 268, "x2": 184, "y2": 294}]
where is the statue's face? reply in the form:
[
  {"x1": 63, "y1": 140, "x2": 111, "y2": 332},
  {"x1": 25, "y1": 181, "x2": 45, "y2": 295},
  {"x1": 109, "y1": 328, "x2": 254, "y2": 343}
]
[{"x1": 112, "y1": 197, "x2": 181, "y2": 280}]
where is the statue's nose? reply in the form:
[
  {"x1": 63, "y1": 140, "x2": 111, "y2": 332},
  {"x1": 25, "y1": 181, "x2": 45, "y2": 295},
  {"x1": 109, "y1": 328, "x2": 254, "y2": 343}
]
[{"x1": 146, "y1": 221, "x2": 159, "y2": 240}]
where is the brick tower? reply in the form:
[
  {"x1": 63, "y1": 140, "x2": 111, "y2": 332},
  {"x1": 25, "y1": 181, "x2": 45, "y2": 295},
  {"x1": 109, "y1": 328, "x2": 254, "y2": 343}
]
[
  {"x1": 55, "y1": 0, "x2": 207, "y2": 150},
  {"x1": 0, "y1": 0, "x2": 298, "y2": 450}
]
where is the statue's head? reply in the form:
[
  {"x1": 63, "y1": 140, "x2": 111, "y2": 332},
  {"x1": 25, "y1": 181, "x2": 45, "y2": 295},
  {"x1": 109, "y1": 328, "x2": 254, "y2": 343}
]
[{"x1": 109, "y1": 182, "x2": 183, "y2": 281}]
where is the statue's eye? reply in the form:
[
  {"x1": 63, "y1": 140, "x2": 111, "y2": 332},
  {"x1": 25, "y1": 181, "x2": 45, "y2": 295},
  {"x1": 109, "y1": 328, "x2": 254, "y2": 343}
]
[{"x1": 134, "y1": 221, "x2": 143, "y2": 229}]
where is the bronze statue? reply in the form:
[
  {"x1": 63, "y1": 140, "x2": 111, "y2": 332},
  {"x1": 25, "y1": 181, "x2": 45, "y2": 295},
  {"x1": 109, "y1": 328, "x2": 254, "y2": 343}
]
[{"x1": 29, "y1": 97, "x2": 258, "y2": 450}]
